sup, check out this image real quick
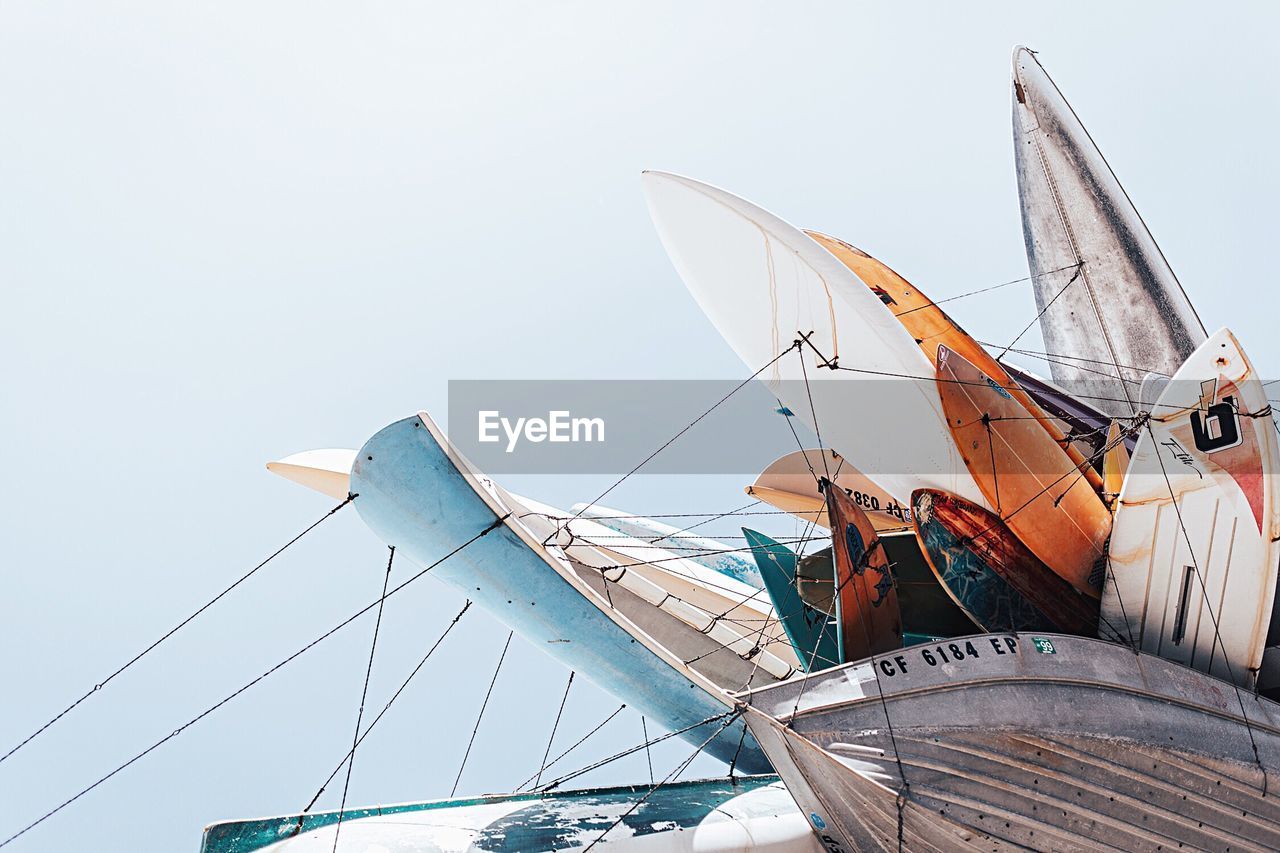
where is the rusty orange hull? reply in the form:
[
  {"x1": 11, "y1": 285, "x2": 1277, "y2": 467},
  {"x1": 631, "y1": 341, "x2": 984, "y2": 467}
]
[
  {"x1": 936, "y1": 345, "x2": 1111, "y2": 598},
  {"x1": 915, "y1": 489, "x2": 1098, "y2": 636},
  {"x1": 808, "y1": 231, "x2": 1104, "y2": 492},
  {"x1": 826, "y1": 481, "x2": 902, "y2": 661}
]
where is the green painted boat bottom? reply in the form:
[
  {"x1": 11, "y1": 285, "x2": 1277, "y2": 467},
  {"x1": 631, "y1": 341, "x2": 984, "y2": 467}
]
[{"x1": 200, "y1": 774, "x2": 785, "y2": 853}]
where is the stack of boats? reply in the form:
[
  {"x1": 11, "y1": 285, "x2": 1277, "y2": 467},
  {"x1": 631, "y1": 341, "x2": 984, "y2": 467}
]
[{"x1": 206, "y1": 47, "x2": 1280, "y2": 852}]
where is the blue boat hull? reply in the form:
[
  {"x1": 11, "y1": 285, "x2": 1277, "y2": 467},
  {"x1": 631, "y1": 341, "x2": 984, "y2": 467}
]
[{"x1": 350, "y1": 414, "x2": 769, "y2": 773}]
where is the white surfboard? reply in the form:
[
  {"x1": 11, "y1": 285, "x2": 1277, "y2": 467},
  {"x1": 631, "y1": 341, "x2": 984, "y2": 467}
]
[
  {"x1": 745, "y1": 448, "x2": 912, "y2": 531},
  {"x1": 642, "y1": 171, "x2": 989, "y2": 511},
  {"x1": 1102, "y1": 328, "x2": 1279, "y2": 687},
  {"x1": 265, "y1": 448, "x2": 356, "y2": 499},
  {"x1": 1012, "y1": 47, "x2": 1206, "y2": 416}
]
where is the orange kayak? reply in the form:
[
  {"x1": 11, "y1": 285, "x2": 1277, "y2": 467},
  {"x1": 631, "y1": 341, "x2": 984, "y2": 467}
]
[
  {"x1": 808, "y1": 231, "x2": 1104, "y2": 493},
  {"x1": 826, "y1": 480, "x2": 902, "y2": 660},
  {"x1": 936, "y1": 345, "x2": 1111, "y2": 598}
]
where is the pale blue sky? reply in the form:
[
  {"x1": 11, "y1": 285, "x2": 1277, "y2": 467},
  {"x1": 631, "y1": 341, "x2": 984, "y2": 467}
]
[{"x1": 2, "y1": 3, "x2": 1277, "y2": 850}]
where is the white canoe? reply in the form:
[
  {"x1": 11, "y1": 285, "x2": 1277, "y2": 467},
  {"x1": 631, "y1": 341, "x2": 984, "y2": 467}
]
[
  {"x1": 642, "y1": 171, "x2": 989, "y2": 511},
  {"x1": 1102, "y1": 328, "x2": 1280, "y2": 687},
  {"x1": 520, "y1": 499, "x2": 799, "y2": 671},
  {"x1": 570, "y1": 502, "x2": 764, "y2": 588},
  {"x1": 265, "y1": 449, "x2": 793, "y2": 669},
  {"x1": 1012, "y1": 47, "x2": 1206, "y2": 415}
]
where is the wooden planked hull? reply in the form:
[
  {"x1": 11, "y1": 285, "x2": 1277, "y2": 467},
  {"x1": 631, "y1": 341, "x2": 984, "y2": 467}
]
[
  {"x1": 1012, "y1": 47, "x2": 1206, "y2": 415},
  {"x1": 937, "y1": 344, "x2": 1111, "y2": 597},
  {"x1": 912, "y1": 489, "x2": 1055, "y2": 633},
  {"x1": 741, "y1": 633, "x2": 1280, "y2": 852}
]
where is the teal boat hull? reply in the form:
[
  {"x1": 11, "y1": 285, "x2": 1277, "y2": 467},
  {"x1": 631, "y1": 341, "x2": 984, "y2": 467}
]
[
  {"x1": 742, "y1": 529, "x2": 839, "y2": 672},
  {"x1": 200, "y1": 775, "x2": 814, "y2": 852}
]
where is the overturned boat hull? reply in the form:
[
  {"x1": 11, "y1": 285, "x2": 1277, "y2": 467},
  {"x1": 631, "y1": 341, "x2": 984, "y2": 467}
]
[
  {"x1": 1011, "y1": 47, "x2": 1205, "y2": 413},
  {"x1": 200, "y1": 775, "x2": 819, "y2": 852},
  {"x1": 740, "y1": 633, "x2": 1280, "y2": 851},
  {"x1": 351, "y1": 413, "x2": 775, "y2": 771}
]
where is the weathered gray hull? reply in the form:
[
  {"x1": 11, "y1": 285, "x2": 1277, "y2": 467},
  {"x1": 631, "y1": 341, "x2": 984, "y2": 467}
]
[
  {"x1": 740, "y1": 633, "x2": 1280, "y2": 851},
  {"x1": 1011, "y1": 47, "x2": 1205, "y2": 416}
]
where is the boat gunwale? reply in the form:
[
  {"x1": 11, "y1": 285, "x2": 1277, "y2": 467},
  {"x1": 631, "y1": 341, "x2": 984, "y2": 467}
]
[
  {"x1": 411, "y1": 412, "x2": 765, "y2": 707},
  {"x1": 739, "y1": 631, "x2": 1280, "y2": 734}
]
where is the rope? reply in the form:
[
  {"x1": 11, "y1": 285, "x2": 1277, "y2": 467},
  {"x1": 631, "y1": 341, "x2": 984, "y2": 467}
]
[
  {"x1": 0, "y1": 516, "x2": 504, "y2": 849},
  {"x1": 582, "y1": 711, "x2": 742, "y2": 852},
  {"x1": 568, "y1": 344, "x2": 798, "y2": 524},
  {"x1": 296, "y1": 601, "x2": 472, "y2": 826},
  {"x1": 982, "y1": 341, "x2": 1168, "y2": 377},
  {"x1": 892, "y1": 262, "x2": 1083, "y2": 318},
  {"x1": 536, "y1": 710, "x2": 734, "y2": 793},
  {"x1": 0, "y1": 494, "x2": 356, "y2": 768},
  {"x1": 1145, "y1": 419, "x2": 1269, "y2": 794},
  {"x1": 450, "y1": 631, "x2": 514, "y2": 797},
  {"x1": 796, "y1": 339, "x2": 834, "y2": 483},
  {"x1": 330, "y1": 546, "x2": 395, "y2": 853},
  {"x1": 554, "y1": 509, "x2": 796, "y2": 521},
  {"x1": 513, "y1": 704, "x2": 627, "y2": 792},
  {"x1": 532, "y1": 671, "x2": 575, "y2": 789},
  {"x1": 984, "y1": 414, "x2": 1002, "y2": 514},
  {"x1": 822, "y1": 350, "x2": 1145, "y2": 411},
  {"x1": 727, "y1": 717, "x2": 750, "y2": 778},
  {"x1": 640, "y1": 500, "x2": 762, "y2": 549},
  {"x1": 640, "y1": 717, "x2": 654, "y2": 785},
  {"x1": 994, "y1": 264, "x2": 1083, "y2": 361}
]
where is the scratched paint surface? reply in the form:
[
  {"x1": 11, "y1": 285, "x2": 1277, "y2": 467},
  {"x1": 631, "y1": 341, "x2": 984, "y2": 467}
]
[
  {"x1": 200, "y1": 776, "x2": 788, "y2": 853},
  {"x1": 912, "y1": 491, "x2": 1054, "y2": 633}
]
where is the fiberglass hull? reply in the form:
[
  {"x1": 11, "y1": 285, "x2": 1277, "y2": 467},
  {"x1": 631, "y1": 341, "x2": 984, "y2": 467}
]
[{"x1": 350, "y1": 413, "x2": 772, "y2": 772}]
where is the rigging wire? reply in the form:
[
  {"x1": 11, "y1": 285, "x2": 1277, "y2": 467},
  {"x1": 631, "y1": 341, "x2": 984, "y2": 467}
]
[
  {"x1": 295, "y1": 600, "x2": 473, "y2": 830},
  {"x1": 567, "y1": 344, "x2": 799, "y2": 524},
  {"x1": 640, "y1": 717, "x2": 654, "y2": 786},
  {"x1": 993, "y1": 264, "x2": 1083, "y2": 362},
  {"x1": 983, "y1": 341, "x2": 1168, "y2": 378},
  {"x1": 450, "y1": 631, "x2": 514, "y2": 798},
  {"x1": 796, "y1": 355, "x2": 910, "y2": 800},
  {"x1": 0, "y1": 516, "x2": 505, "y2": 849},
  {"x1": 532, "y1": 671, "x2": 575, "y2": 790},
  {"x1": 535, "y1": 710, "x2": 734, "y2": 793},
  {"x1": 1144, "y1": 419, "x2": 1270, "y2": 795},
  {"x1": 582, "y1": 711, "x2": 742, "y2": 852},
  {"x1": 0, "y1": 493, "x2": 356, "y2": 768},
  {"x1": 828, "y1": 359, "x2": 1147, "y2": 411},
  {"x1": 513, "y1": 704, "x2": 627, "y2": 792},
  {"x1": 331, "y1": 546, "x2": 396, "y2": 853},
  {"x1": 623, "y1": 500, "x2": 762, "y2": 549},
  {"x1": 892, "y1": 262, "x2": 1084, "y2": 318}
]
